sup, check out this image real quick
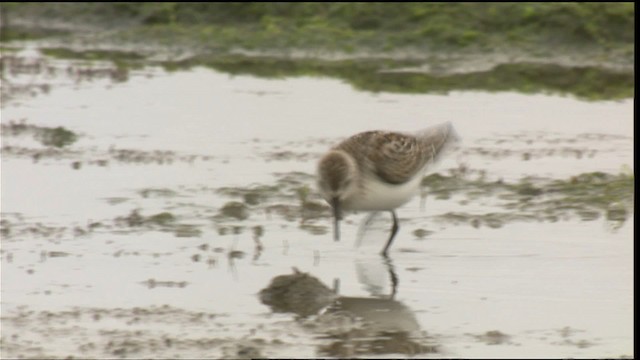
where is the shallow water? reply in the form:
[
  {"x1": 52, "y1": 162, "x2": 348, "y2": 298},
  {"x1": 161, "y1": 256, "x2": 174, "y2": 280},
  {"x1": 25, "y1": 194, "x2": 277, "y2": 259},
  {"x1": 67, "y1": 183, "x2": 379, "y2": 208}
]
[{"x1": 0, "y1": 49, "x2": 634, "y2": 358}]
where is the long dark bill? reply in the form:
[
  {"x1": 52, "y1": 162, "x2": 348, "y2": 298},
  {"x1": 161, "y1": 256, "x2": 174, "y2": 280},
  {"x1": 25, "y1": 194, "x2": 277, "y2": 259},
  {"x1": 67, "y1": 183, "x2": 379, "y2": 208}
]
[{"x1": 331, "y1": 197, "x2": 341, "y2": 241}]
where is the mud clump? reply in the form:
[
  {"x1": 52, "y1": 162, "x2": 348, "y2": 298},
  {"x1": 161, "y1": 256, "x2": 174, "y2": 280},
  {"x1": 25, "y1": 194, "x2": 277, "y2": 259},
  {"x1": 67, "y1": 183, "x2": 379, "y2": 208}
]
[
  {"x1": 218, "y1": 201, "x2": 250, "y2": 221},
  {"x1": 146, "y1": 212, "x2": 176, "y2": 226},
  {"x1": 232, "y1": 343, "x2": 263, "y2": 359},
  {"x1": 605, "y1": 204, "x2": 628, "y2": 222},
  {"x1": 115, "y1": 210, "x2": 176, "y2": 227},
  {"x1": 1, "y1": 120, "x2": 78, "y2": 148},
  {"x1": 116, "y1": 209, "x2": 146, "y2": 227},
  {"x1": 174, "y1": 224, "x2": 202, "y2": 238},
  {"x1": 242, "y1": 191, "x2": 261, "y2": 205},
  {"x1": 139, "y1": 188, "x2": 178, "y2": 199},
  {"x1": 472, "y1": 330, "x2": 511, "y2": 345},
  {"x1": 47, "y1": 251, "x2": 71, "y2": 258},
  {"x1": 515, "y1": 182, "x2": 543, "y2": 196},
  {"x1": 412, "y1": 228, "x2": 433, "y2": 239},
  {"x1": 38, "y1": 126, "x2": 78, "y2": 148},
  {"x1": 301, "y1": 200, "x2": 330, "y2": 219},
  {"x1": 112, "y1": 210, "x2": 201, "y2": 237},
  {"x1": 299, "y1": 223, "x2": 329, "y2": 235},
  {"x1": 141, "y1": 279, "x2": 188, "y2": 289}
]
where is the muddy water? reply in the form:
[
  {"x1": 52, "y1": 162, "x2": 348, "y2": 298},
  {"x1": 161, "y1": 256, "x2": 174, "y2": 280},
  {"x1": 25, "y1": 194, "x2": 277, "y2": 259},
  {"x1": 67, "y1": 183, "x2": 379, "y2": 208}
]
[{"x1": 0, "y1": 50, "x2": 634, "y2": 358}]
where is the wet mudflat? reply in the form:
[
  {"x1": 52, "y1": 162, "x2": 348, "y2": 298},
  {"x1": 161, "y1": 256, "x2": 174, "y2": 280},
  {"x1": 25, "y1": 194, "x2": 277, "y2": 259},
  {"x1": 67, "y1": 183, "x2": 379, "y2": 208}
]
[{"x1": 0, "y1": 48, "x2": 634, "y2": 358}]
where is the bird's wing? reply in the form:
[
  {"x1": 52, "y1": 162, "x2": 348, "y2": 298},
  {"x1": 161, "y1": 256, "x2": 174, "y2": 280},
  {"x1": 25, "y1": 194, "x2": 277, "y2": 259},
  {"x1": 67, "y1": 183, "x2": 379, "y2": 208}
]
[
  {"x1": 337, "y1": 123, "x2": 458, "y2": 185},
  {"x1": 366, "y1": 131, "x2": 427, "y2": 185}
]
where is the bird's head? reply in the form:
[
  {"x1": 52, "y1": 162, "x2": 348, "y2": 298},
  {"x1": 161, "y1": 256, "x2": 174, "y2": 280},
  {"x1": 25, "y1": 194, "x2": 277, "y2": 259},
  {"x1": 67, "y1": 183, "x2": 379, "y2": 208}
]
[{"x1": 317, "y1": 150, "x2": 359, "y2": 241}]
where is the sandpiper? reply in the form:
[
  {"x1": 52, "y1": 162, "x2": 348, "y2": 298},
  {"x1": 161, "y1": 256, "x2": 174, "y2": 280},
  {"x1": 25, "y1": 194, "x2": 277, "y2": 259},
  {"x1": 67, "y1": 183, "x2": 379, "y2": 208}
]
[{"x1": 317, "y1": 122, "x2": 458, "y2": 256}]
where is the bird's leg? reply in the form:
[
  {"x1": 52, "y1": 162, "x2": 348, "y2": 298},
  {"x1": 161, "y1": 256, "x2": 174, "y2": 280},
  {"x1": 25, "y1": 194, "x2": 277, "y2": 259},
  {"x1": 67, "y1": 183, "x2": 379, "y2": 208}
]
[
  {"x1": 381, "y1": 254, "x2": 399, "y2": 299},
  {"x1": 381, "y1": 210, "x2": 399, "y2": 256}
]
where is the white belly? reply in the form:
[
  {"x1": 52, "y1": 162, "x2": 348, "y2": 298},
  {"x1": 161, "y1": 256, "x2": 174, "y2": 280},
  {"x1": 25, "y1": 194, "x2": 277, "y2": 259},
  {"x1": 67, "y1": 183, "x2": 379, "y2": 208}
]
[{"x1": 344, "y1": 173, "x2": 423, "y2": 211}]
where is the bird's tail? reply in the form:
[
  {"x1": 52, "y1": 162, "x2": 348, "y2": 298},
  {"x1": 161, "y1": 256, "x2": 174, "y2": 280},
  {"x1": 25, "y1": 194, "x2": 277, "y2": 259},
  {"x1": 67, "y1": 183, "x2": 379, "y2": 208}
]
[{"x1": 416, "y1": 121, "x2": 460, "y2": 164}]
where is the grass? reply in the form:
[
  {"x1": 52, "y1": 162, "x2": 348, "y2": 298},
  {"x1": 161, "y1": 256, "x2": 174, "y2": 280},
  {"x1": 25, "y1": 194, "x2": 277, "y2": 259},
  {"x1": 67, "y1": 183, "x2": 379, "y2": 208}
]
[{"x1": 2, "y1": 3, "x2": 634, "y2": 54}]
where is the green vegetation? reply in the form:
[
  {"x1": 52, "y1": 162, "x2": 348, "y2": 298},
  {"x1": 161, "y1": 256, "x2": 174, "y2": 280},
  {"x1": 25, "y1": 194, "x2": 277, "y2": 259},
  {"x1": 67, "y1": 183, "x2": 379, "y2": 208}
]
[
  {"x1": 2, "y1": 3, "x2": 634, "y2": 51},
  {"x1": 422, "y1": 170, "x2": 634, "y2": 228},
  {"x1": 1, "y1": 3, "x2": 634, "y2": 101},
  {"x1": 210, "y1": 169, "x2": 634, "y2": 232}
]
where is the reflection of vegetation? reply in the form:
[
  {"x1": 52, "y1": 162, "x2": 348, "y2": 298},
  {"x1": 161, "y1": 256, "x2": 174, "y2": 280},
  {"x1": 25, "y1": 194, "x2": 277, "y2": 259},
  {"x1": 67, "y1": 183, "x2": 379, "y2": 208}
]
[
  {"x1": 164, "y1": 55, "x2": 633, "y2": 101},
  {"x1": 41, "y1": 48, "x2": 144, "y2": 62}
]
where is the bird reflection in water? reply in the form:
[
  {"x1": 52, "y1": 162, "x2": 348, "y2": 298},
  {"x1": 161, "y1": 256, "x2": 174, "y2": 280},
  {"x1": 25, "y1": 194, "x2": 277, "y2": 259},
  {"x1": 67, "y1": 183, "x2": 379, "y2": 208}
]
[{"x1": 259, "y1": 257, "x2": 438, "y2": 357}]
